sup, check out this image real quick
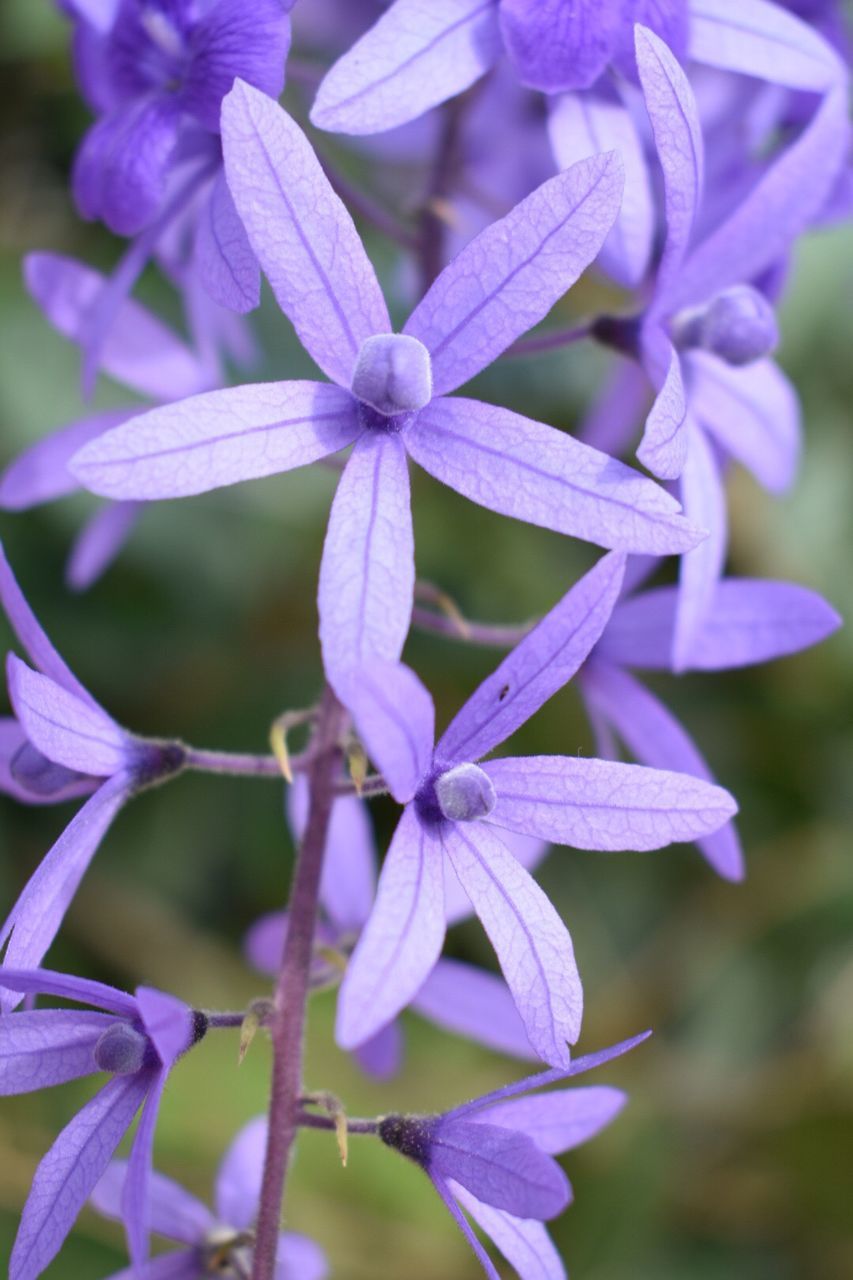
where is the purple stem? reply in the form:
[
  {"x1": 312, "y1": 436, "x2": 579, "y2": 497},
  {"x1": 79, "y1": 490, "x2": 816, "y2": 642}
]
[
  {"x1": 296, "y1": 1111, "x2": 379, "y2": 1136},
  {"x1": 184, "y1": 747, "x2": 284, "y2": 778},
  {"x1": 506, "y1": 321, "x2": 594, "y2": 359},
  {"x1": 411, "y1": 605, "x2": 531, "y2": 649},
  {"x1": 251, "y1": 686, "x2": 346, "y2": 1280}
]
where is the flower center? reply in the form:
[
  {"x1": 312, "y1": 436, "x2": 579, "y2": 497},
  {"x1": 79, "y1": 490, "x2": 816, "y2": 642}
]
[
  {"x1": 202, "y1": 1226, "x2": 256, "y2": 1276},
  {"x1": 674, "y1": 285, "x2": 778, "y2": 366},
  {"x1": 352, "y1": 334, "x2": 433, "y2": 424},
  {"x1": 433, "y1": 763, "x2": 497, "y2": 822},
  {"x1": 94, "y1": 1022, "x2": 150, "y2": 1074}
]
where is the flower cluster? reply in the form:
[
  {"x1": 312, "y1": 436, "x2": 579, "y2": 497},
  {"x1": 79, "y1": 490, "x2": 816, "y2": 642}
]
[{"x1": 0, "y1": 1, "x2": 848, "y2": 1277}]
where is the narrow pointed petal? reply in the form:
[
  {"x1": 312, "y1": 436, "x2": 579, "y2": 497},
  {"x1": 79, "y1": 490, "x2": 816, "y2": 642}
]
[
  {"x1": 332, "y1": 665, "x2": 432, "y2": 806},
  {"x1": 548, "y1": 91, "x2": 654, "y2": 287},
  {"x1": 580, "y1": 661, "x2": 744, "y2": 879},
  {"x1": 407, "y1": 398, "x2": 702, "y2": 554},
  {"x1": 689, "y1": 0, "x2": 845, "y2": 90},
  {"x1": 72, "y1": 382, "x2": 361, "y2": 500},
  {"x1": 318, "y1": 435, "x2": 415, "y2": 699},
  {"x1": 0, "y1": 719, "x2": 95, "y2": 806},
  {"x1": 404, "y1": 153, "x2": 624, "y2": 395},
  {"x1": 352, "y1": 1020, "x2": 404, "y2": 1080},
  {"x1": 222, "y1": 81, "x2": 390, "y2": 386},
  {"x1": 673, "y1": 424, "x2": 726, "y2": 671},
  {"x1": 445, "y1": 831, "x2": 548, "y2": 926},
  {"x1": 578, "y1": 357, "x2": 650, "y2": 455},
  {"x1": 336, "y1": 807, "x2": 445, "y2": 1049},
  {"x1": 194, "y1": 170, "x2": 260, "y2": 315},
  {"x1": 635, "y1": 25, "x2": 704, "y2": 296},
  {"x1": 430, "y1": 1119, "x2": 570, "y2": 1219},
  {"x1": 478, "y1": 1084, "x2": 627, "y2": 1154},
  {"x1": 0, "y1": 1009, "x2": 114, "y2": 1094},
  {"x1": 637, "y1": 337, "x2": 689, "y2": 480},
  {"x1": 92, "y1": 1160, "x2": 214, "y2": 1245},
  {"x1": 441, "y1": 822, "x2": 582, "y2": 1066},
  {"x1": 0, "y1": 774, "x2": 132, "y2": 1007},
  {"x1": 412, "y1": 957, "x2": 538, "y2": 1060},
  {"x1": 135, "y1": 988, "x2": 195, "y2": 1068},
  {"x1": 0, "y1": 411, "x2": 137, "y2": 512},
  {"x1": 431, "y1": 1173, "x2": 502, "y2": 1280},
  {"x1": 10, "y1": 1071, "x2": 152, "y2": 1280},
  {"x1": 122, "y1": 1068, "x2": 169, "y2": 1268},
  {"x1": 67, "y1": 501, "x2": 142, "y2": 592},
  {"x1": 438, "y1": 552, "x2": 625, "y2": 764},
  {"x1": 688, "y1": 353, "x2": 800, "y2": 493},
  {"x1": 215, "y1": 1116, "x2": 267, "y2": 1229},
  {"x1": 666, "y1": 86, "x2": 849, "y2": 311},
  {"x1": 310, "y1": 0, "x2": 501, "y2": 136},
  {"x1": 289, "y1": 778, "x2": 377, "y2": 931},
  {"x1": 452, "y1": 1185, "x2": 566, "y2": 1280},
  {"x1": 0, "y1": 967, "x2": 137, "y2": 1018},
  {"x1": 484, "y1": 754, "x2": 737, "y2": 850},
  {"x1": 7, "y1": 655, "x2": 128, "y2": 776}
]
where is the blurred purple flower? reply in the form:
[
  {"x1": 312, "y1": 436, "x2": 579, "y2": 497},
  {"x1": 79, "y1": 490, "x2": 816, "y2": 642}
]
[{"x1": 0, "y1": 967, "x2": 204, "y2": 1280}]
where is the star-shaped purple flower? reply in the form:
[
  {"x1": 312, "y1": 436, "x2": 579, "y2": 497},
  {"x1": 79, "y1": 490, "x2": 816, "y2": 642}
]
[
  {"x1": 90, "y1": 1117, "x2": 327, "y2": 1280},
  {"x1": 0, "y1": 967, "x2": 204, "y2": 1280},
  {"x1": 334, "y1": 552, "x2": 736, "y2": 1065},
  {"x1": 72, "y1": 82, "x2": 707, "y2": 695}
]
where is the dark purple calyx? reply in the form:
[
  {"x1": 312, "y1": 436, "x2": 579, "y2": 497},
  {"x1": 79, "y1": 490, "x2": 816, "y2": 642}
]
[
  {"x1": 378, "y1": 1113, "x2": 437, "y2": 1167},
  {"x1": 591, "y1": 313, "x2": 643, "y2": 359},
  {"x1": 94, "y1": 1021, "x2": 152, "y2": 1074},
  {"x1": 129, "y1": 737, "x2": 188, "y2": 790},
  {"x1": 673, "y1": 285, "x2": 779, "y2": 366},
  {"x1": 352, "y1": 333, "x2": 432, "y2": 433}
]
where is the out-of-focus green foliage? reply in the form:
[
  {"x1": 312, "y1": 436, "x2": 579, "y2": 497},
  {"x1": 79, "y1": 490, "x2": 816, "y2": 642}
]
[{"x1": 0, "y1": 9, "x2": 851, "y2": 1278}]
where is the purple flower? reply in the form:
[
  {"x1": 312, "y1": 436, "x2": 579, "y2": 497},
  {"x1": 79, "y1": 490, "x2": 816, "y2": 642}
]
[
  {"x1": 377, "y1": 1030, "x2": 648, "y2": 1280},
  {"x1": 90, "y1": 1117, "x2": 327, "y2": 1280},
  {"x1": 333, "y1": 553, "x2": 736, "y2": 1065},
  {"x1": 0, "y1": 967, "x2": 204, "y2": 1280},
  {"x1": 71, "y1": 82, "x2": 707, "y2": 695},
  {"x1": 246, "y1": 779, "x2": 548, "y2": 1077},
  {"x1": 0, "y1": 544, "x2": 187, "y2": 987},
  {"x1": 580, "y1": 573, "x2": 842, "y2": 880}
]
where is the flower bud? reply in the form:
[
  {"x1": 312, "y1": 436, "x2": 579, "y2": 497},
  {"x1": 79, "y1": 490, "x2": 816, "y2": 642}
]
[
  {"x1": 435, "y1": 763, "x2": 497, "y2": 822},
  {"x1": 352, "y1": 334, "x2": 433, "y2": 416},
  {"x1": 676, "y1": 286, "x2": 778, "y2": 366},
  {"x1": 94, "y1": 1022, "x2": 149, "y2": 1075}
]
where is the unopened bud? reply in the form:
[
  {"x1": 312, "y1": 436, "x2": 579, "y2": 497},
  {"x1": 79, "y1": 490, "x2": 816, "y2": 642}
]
[
  {"x1": 352, "y1": 334, "x2": 432, "y2": 416},
  {"x1": 94, "y1": 1022, "x2": 148, "y2": 1075},
  {"x1": 676, "y1": 285, "x2": 778, "y2": 366},
  {"x1": 436, "y1": 763, "x2": 497, "y2": 822}
]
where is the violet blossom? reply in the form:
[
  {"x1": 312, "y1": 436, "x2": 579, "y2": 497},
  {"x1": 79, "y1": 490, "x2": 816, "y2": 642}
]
[{"x1": 334, "y1": 552, "x2": 736, "y2": 1065}]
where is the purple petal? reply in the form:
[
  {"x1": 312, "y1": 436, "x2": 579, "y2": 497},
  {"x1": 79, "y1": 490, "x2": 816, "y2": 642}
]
[
  {"x1": 438, "y1": 552, "x2": 625, "y2": 764},
  {"x1": 71, "y1": 382, "x2": 361, "y2": 499},
  {"x1": 548, "y1": 90, "x2": 654, "y2": 288},
  {"x1": 635, "y1": 24, "x2": 704, "y2": 296},
  {"x1": 484, "y1": 754, "x2": 738, "y2": 850},
  {"x1": 0, "y1": 719, "x2": 96, "y2": 806},
  {"x1": 673, "y1": 424, "x2": 726, "y2": 671},
  {"x1": 7, "y1": 655, "x2": 128, "y2": 777},
  {"x1": 66, "y1": 501, "x2": 142, "y2": 592},
  {"x1": 182, "y1": 0, "x2": 290, "y2": 131},
  {"x1": 452, "y1": 1184, "x2": 566, "y2": 1280},
  {"x1": 121, "y1": 1068, "x2": 169, "y2": 1268},
  {"x1": 577, "y1": 357, "x2": 650, "y2": 455},
  {"x1": 100, "y1": 1251, "x2": 199, "y2": 1280},
  {"x1": 24, "y1": 253, "x2": 209, "y2": 401},
  {"x1": 687, "y1": 353, "x2": 800, "y2": 493},
  {"x1": 63, "y1": 0, "x2": 119, "y2": 32},
  {"x1": 0, "y1": 1009, "x2": 114, "y2": 1094},
  {"x1": 289, "y1": 778, "x2": 377, "y2": 932},
  {"x1": 477, "y1": 1083, "x2": 627, "y2": 1154},
  {"x1": 336, "y1": 806, "x2": 445, "y2": 1049},
  {"x1": 135, "y1": 987, "x2": 195, "y2": 1068},
  {"x1": 431, "y1": 1173, "x2": 502, "y2": 1280},
  {"x1": 318, "y1": 435, "x2": 414, "y2": 698},
  {"x1": 430, "y1": 1118, "x2": 570, "y2": 1219},
  {"x1": 0, "y1": 774, "x2": 133, "y2": 1006},
  {"x1": 580, "y1": 661, "x2": 744, "y2": 879},
  {"x1": 10, "y1": 1071, "x2": 152, "y2": 1280},
  {"x1": 335, "y1": 662, "x2": 434, "y2": 806},
  {"x1": 91, "y1": 1159, "x2": 214, "y2": 1245},
  {"x1": 406, "y1": 398, "x2": 702, "y2": 554},
  {"x1": 221, "y1": 82, "x2": 390, "y2": 386},
  {"x1": 275, "y1": 1232, "x2": 328, "y2": 1280},
  {"x1": 194, "y1": 170, "x2": 260, "y2": 315},
  {"x1": 637, "y1": 334, "x2": 688, "y2": 480},
  {"x1": 0, "y1": 411, "x2": 137, "y2": 512},
  {"x1": 500, "y1": 0, "x2": 618, "y2": 92},
  {"x1": 689, "y1": 0, "x2": 845, "y2": 90},
  {"x1": 440, "y1": 822, "x2": 581, "y2": 1067},
  {"x1": 0, "y1": 967, "x2": 137, "y2": 1018},
  {"x1": 243, "y1": 910, "x2": 286, "y2": 976},
  {"x1": 215, "y1": 1115, "x2": 267, "y2": 1229},
  {"x1": 412, "y1": 957, "x2": 539, "y2": 1060},
  {"x1": 310, "y1": 0, "x2": 501, "y2": 136},
  {"x1": 445, "y1": 830, "x2": 547, "y2": 927},
  {"x1": 352, "y1": 1019, "x2": 404, "y2": 1080},
  {"x1": 404, "y1": 152, "x2": 624, "y2": 395}
]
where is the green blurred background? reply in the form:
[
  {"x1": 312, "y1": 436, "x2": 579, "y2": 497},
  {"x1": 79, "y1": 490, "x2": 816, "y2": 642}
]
[{"x1": 1, "y1": 5, "x2": 852, "y2": 1277}]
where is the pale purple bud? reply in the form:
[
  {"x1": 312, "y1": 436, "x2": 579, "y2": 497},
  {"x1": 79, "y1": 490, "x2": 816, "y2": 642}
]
[
  {"x1": 351, "y1": 334, "x2": 433, "y2": 416},
  {"x1": 436, "y1": 763, "x2": 497, "y2": 822},
  {"x1": 675, "y1": 286, "x2": 778, "y2": 366},
  {"x1": 93, "y1": 1022, "x2": 149, "y2": 1075}
]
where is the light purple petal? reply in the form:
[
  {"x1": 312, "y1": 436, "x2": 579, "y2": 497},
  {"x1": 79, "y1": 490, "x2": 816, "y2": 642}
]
[
  {"x1": 67, "y1": 501, "x2": 142, "y2": 592},
  {"x1": 215, "y1": 1115, "x2": 267, "y2": 1229},
  {"x1": 548, "y1": 90, "x2": 654, "y2": 288},
  {"x1": 10, "y1": 1071, "x2": 152, "y2": 1280},
  {"x1": 275, "y1": 1232, "x2": 328, "y2": 1280},
  {"x1": 484, "y1": 754, "x2": 738, "y2": 851},
  {"x1": 336, "y1": 806, "x2": 445, "y2": 1049},
  {"x1": 406, "y1": 398, "x2": 702, "y2": 554},
  {"x1": 24, "y1": 254, "x2": 209, "y2": 402},
  {"x1": 194, "y1": 170, "x2": 260, "y2": 316},
  {"x1": 310, "y1": 0, "x2": 501, "y2": 136},
  {"x1": 430, "y1": 1119, "x2": 570, "y2": 1219},
  {"x1": 0, "y1": 774, "x2": 133, "y2": 1007},
  {"x1": 289, "y1": 778, "x2": 377, "y2": 932},
  {"x1": 440, "y1": 822, "x2": 581, "y2": 1067},
  {"x1": 135, "y1": 987, "x2": 195, "y2": 1068},
  {"x1": 404, "y1": 152, "x2": 624, "y2": 395},
  {"x1": 352, "y1": 1020, "x2": 404, "y2": 1080},
  {"x1": 477, "y1": 1083, "x2": 627, "y2": 1154},
  {"x1": 445, "y1": 830, "x2": 547, "y2": 927},
  {"x1": 318, "y1": 435, "x2": 414, "y2": 698},
  {"x1": 63, "y1": 0, "x2": 119, "y2": 32},
  {"x1": 412, "y1": 957, "x2": 539, "y2": 1060},
  {"x1": 221, "y1": 81, "x2": 390, "y2": 386},
  {"x1": 91, "y1": 1159, "x2": 214, "y2": 1245},
  {"x1": 577, "y1": 357, "x2": 650, "y2": 455},
  {"x1": 7, "y1": 655, "x2": 128, "y2": 777},
  {"x1": 452, "y1": 1185, "x2": 566, "y2": 1280},
  {"x1": 100, "y1": 1251, "x2": 199, "y2": 1280},
  {"x1": 182, "y1": 0, "x2": 290, "y2": 132},
  {"x1": 243, "y1": 911, "x2": 286, "y2": 976},
  {"x1": 438, "y1": 552, "x2": 625, "y2": 764},
  {"x1": 500, "y1": 0, "x2": 618, "y2": 93},
  {"x1": 0, "y1": 1009, "x2": 114, "y2": 1094},
  {"x1": 687, "y1": 353, "x2": 800, "y2": 493},
  {"x1": 580, "y1": 661, "x2": 744, "y2": 879},
  {"x1": 72, "y1": 382, "x2": 361, "y2": 500},
  {"x1": 431, "y1": 1173, "x2": 502, "y2": 1280},
  {"x1": 635, "y1": 24, "x2": 704, "y2": 296},
  {"x1": 0, "y1": 719, "x2": 96, "y2": 806},
  {"x1": 335, "y1": 662, "x2": 434, "y2": 806},
  {"x1": 689, "y1": 0, "x2": 846, "y2": 90},
  {"x1": 0, "y1": 411, "x2": 137, "y2": 512},
  {"x1": 637, "y1": 335, "x2": 689, "y2": 480},
  {"x1": 0, "y1": 967, "x2": 137, "y2": 1018},
  {"x1": 121, "y1": 1068, "x2": 169, "y2": 1268},
  {"x1": 673, "y1": 423, "x2": 726, "y2": 671}
]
